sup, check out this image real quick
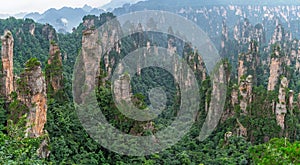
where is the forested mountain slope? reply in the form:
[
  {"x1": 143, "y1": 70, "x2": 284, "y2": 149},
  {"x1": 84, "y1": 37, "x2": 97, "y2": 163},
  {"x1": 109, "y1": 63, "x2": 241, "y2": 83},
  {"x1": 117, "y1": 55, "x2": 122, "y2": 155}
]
[{"x1": 0, "y1": 3, "x2": 299, "y2": 164}]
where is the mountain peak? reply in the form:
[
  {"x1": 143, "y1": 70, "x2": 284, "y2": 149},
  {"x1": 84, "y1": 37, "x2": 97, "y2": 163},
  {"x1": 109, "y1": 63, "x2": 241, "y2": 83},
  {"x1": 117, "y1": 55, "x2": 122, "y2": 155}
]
[{"x1": 83, "y1": 4, "x2": 93, "y2": 12}]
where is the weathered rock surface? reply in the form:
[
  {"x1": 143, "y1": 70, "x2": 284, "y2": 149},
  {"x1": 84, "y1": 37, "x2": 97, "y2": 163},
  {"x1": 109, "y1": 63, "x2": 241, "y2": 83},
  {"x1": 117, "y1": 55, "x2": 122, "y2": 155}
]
[
  {"x1": 237, "y1": 41, "x2": 259, "y2": 84},
  {"x1": 75, "y1": 16, "x2": 122, "y2": 104},
  {"x1": 268, "y1": 45, "x2": 282, "y2": 91},
  {"x1": 17, "y1": 62, "x2": 47, "y2": 138},
  {"x1": 275, "y1": 77, "x2": 288, "y2": 130},
  {"x1": 239, "y1": 75, "x2": 253, "y2": 114},
  {"x1": 42, "y1": 24, "x2": 56, "y2": 41},
  {"x1": 113, "y1": 74, "x2": 131, "y2": 102},
  {"x1": 46, "y1": 42, "x2": 63, "y2": 93},
  {"x1": 29, "y1": 23, "x2": 35, "y2": 36},
  {"x1": 0, "y1": 30, "x2": 14, "y2": 99},
  {"x1": 236, "y1": 118, "x2": 247, "y2": 137}
]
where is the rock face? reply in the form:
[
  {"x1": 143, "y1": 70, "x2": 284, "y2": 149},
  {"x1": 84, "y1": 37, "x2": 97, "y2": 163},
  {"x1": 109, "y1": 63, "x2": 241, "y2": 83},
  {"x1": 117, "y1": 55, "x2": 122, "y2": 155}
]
[
  {"x1": 275, "y1": 77, "x2": 288, "y2": 130},
  {"x1": 268, "y1": 45, "x2": 282, "y2": 91},
  {"x1": 233, "y1": 19, "x2": 265, "y2": 48},
  {"x1": 183, "y1": 44, "x2": 207, "y2": 83},
  {"x1": 270, "y1": 25, "x2": 284, "y2": 45},
  {"x1": 234, "y1": 18, "x2": 253, "y2": 45},
  {"x1": 296, "y1": 42, "x2": 300, "y2": 72},
  {"x1": 29, "y1": 23, "x2": 35, "y2": 36},
  {"x1": 75, "y1": 16, "x2": 122, "y2": 104},
  {"x1": 221, "y1": 19, "x2": 228, "y2": 50},
  {"x1": 42, "y1": 24, "x2": 56, "y2": 41},
  {"x1": 0, "y1": 30, "x2": 14, "y2": 99},
  {"x1": 288, "y1": 90, "x2": 294, "y2": 110},
  {"x1": 77, "y1": 28, "x2": 102, "y2": 104},
  {"x1": 17, "y1": 61, "x2": 47, "y2": 138},
  {"x1": 237, "y1": 41, "x2": 259, "y2": 84},
  {"x1": 113, "y1": 74, "x2": 131, "y2": 102},
  {"x1": 239, "y1": 75, "x2": 253, "y2": 114},
  {"x1": 236, "y1": 42, "x2": 257, "y2": 115},
  {"x1": 237, "y1": 118, "x2": 247, "y2": 137},
  {"x1": 46, "y1": 42, "x2": 63, "y2": 94},
  {"x1": 231, "y1": 85, "x2": 239, "y2": 106}
]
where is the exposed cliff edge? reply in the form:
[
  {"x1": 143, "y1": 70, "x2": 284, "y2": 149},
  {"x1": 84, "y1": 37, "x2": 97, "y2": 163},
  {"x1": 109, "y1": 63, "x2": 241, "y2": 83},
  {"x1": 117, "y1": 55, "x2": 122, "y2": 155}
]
[
  {"x1": 45, "y1": 41, "x2": 64, "y2": 99},
  {"x1": 275, "y1": 77, "x2": 288, "y2": 130},
  {"x1": 0, "y1": 30, "x2": 14, "y2": 99},
  {"x1": 17, "y1": 59, "x2": 47, "y2": 138},
  {"x1": 0, "y1": 30, "x2": 50, "y2": 158}
]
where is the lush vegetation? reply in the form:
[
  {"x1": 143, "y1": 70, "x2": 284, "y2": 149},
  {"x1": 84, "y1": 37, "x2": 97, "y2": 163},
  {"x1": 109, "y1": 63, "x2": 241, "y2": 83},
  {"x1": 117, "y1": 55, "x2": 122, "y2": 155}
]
[{"x1": 0, "y1": 12, "x2": 299, "y2": 165}]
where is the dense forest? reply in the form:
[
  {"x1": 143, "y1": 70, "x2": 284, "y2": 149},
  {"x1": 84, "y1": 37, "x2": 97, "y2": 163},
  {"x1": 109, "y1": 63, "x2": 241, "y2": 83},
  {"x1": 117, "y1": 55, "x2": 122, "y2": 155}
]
[{"x1": 0, "y1": 6, "x2": 299, "y2": 165}]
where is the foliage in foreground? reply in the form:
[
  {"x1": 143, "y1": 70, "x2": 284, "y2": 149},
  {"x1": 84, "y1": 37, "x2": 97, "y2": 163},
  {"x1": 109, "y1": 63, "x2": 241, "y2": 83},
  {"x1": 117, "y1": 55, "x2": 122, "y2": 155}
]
[{"x1": 250, "y1": 138, "x2": 300, "y2": 165}]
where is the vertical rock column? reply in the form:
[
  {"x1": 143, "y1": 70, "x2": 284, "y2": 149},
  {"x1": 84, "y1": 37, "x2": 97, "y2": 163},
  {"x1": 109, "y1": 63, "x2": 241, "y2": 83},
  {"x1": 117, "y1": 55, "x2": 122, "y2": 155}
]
[
  {"x1": 113, "y1": 74, "x2": 131, "y2": 102},
  {"x1": 239, "y1": 75, "x2": 253, "y2": 115},
  {"x1": 288, "y1": 90, "x2": 294, "y2": 110},
  {"x1": 46, "y1": 42, "x2": 63, "y2": 95},
  {"x1": 268, "y1": 45, "x2": 282, "y2": 91},
  {"x1": 79, "y1": 29, "x2": 102, "y2": 103},
  {"x1": 237, "y1": 41, "x2": 258, "y2": 84},
  {"x1": 17, "y1": 60, "x2": 47, "y2": 137},
  {"x1": 275, "y1": 77, "x2": 288, "y2": 130},
  {"x1": 296, "y1": 41, "x2": 300, "y2": 72},
  {"x1": 0, "y1": 30, "x2": 14, "y2": 99}
]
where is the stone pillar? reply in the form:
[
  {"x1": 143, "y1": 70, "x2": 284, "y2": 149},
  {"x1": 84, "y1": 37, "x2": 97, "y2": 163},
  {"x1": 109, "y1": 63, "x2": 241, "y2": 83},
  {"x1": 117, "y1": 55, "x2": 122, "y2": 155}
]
[
  {"x1": 1, "y1": 30, "x2": 14, "y2": 99},
  {"x1": 239, "y1": 75, "x2": 253, "y2": 114},
  {"x1": 46, "y1": 42, "x2": 63, "y2": 93},
  {"x1": 275, "y1": 77, "x2": 288, "y2": 130},
  {"x1": 17, "y1": 60, "x2": 47, "y2": 138}
]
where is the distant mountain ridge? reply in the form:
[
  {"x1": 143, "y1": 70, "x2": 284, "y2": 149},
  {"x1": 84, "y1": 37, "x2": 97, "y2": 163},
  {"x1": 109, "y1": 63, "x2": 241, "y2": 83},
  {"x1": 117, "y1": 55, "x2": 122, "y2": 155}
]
[
  {"x1": 101, "y1": 0, "x2": 146, "y2": 11},
  {"x1": 114, "y1": 0, "x2": 300, "y2": 7},
  {"x1": 24, "y1": 6, "x2": 105, "y2": 33},
  {"x1": 20, "y1": 0, "x2": 300, "y2": 33},
  {"x1": 23, "y1": 1, "x2": 146, "y2": 33}
]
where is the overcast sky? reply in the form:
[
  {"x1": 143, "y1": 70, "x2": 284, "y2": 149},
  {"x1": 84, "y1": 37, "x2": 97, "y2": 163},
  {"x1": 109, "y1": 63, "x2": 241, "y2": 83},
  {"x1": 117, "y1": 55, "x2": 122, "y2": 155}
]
[{"x1": 0, "y1": 0, "x2": 112, "y2": 14}]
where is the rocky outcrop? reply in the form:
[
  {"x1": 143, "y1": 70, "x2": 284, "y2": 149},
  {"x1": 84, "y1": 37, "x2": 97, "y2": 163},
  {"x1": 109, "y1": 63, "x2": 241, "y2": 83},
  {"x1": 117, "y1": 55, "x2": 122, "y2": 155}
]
[
  {"x1": 42, "y1": 24, "x2": 56, "y2": 41},
  {"x1": 83, "y1": 18, "x2": 95, "y2": 29},
  {"x1": 46, "y1": 42, "x2": 63, "y2": 94},
  {"x1": 296, "y1": 41, "x2": 300, "y2": 72},
  {"x1": 239, "y1": 75, "x2": 253, "y2": 114},
  {"x1": 233, "y1": 19, "x2": 265, "y2": 47},
  {"x1": 17, "y1": 59, "x2": 47, "y2": 138},
  {"x1": 237, "y1": 59, "x2": 245, "y2": 84},
  {"x1": 221, "y1": 19, "x2": 228, "y2": 50},
  {"x1": 253, "y1": 23, "x2": 265, "y2": 44},
  {"x1": 0, "y1": 29, "x2": 50, "y2": 158},
  {"x1": 234, "y1": 18, "x2": 253, "y2": 45},
  {"x1": 267, "y1": 45, "x2": 282, "y2": 91},
  {"x1": 16, "y1": 59, "x2": 49, "y2": 158},
  {"x1": 270, "y1": 25, "x2": 284, "y2": 45},
  {"x1": 0, "y1": 30, "x2": 14, "y2": 99},
  {"x1": 79, "y1": 28, "x2": 102, "y2": 103},
  {"x1": 236, "y1": 118, "x2": 247, "y2": 137},
  {"x1": 29, "y1": 23, "x2": 35, "y2": 36},
  {"x1": 236, "y1": 42, "x2": 257, "y2": 115},
  {"x1": 186, "y1": 50, "x2": 207, "y2": 81},
  {"x1": 76, "y1": 16, "x2": 122, "y2": 104},
  {"x1": 275, "y1": 77, "x2": 288, "y2": 130},
  {"x1": 113, "y1": 74, "x2": 131, "y2": 102},
  {"x1": 224, "y1": 131, "x2": 233, "y2": 142},
  {"x1": 288, "y1": 90, "x2": 294, "y2": 110},
  {"x1": 237, "y1": 41, "x2": 259, "y2": 83},
  {"x1": 231, "y1": 85, "x2": 239, "y2": 106}
]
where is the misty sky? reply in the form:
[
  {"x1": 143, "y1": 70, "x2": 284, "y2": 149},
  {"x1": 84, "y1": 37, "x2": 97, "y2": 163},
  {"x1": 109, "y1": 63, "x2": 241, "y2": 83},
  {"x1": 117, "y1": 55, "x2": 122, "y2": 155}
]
[{"x1": 0, "y1": 0, "x2": 112, "y2": 14}]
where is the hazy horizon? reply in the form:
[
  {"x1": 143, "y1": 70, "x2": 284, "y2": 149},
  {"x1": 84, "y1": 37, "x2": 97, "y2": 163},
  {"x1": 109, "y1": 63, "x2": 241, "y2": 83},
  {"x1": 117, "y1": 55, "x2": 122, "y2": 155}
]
[{"x1": 0, "y1": 0, "x2": 112, "y2": 15}]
